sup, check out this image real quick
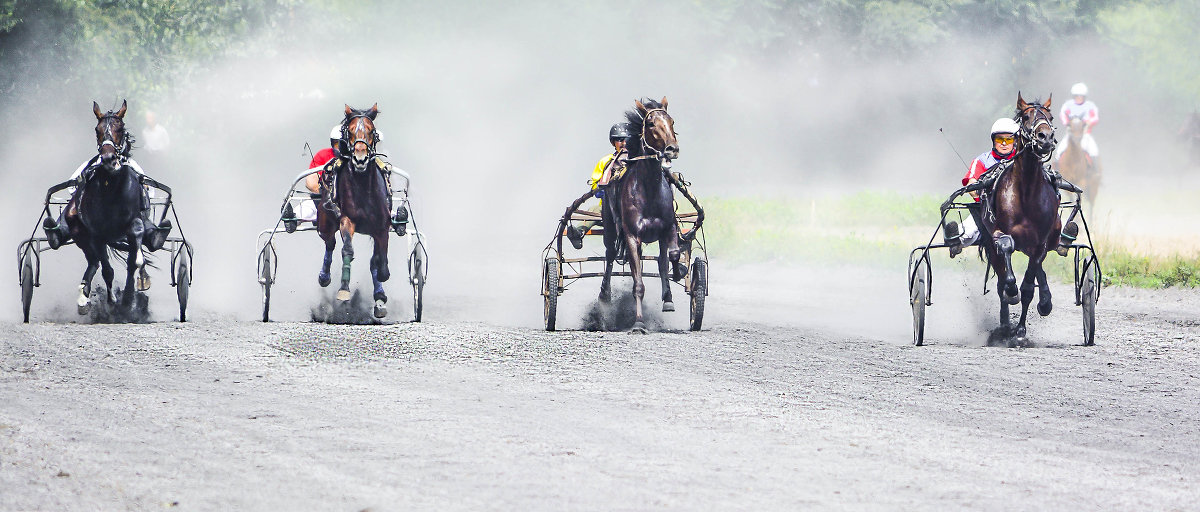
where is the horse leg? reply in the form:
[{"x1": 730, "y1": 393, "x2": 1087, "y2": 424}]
[
  {"x1": 1015, "y1": 261, "x2": 1039, "y2": 340},
  {"x1": 1036, "y1": 263, "x2": 1053, "y2": 317},
  {"x1": 369, "y1": 234, "x2": 389, "y2": 318},
  {"x1": 627, "y1": 235, "x2": 646, "y2": 333},
  {"x1": 336, "y1": 218, "x2": 355, "y2": 302},
  {"x1": 98, "y1": 242, "x2": 117, "y2": 304},
  {"x1": 658, "y1": 242, "x2": 674, "y2": 312},
  {"x1": 599, "y1": 233, "x2": 616, "y2": 303},
  {"x1": 121, "y1": 227, "x2": 145, "y2": 307},
  {"x1": 318, "y1": 227, "x2": 335, "y2": 287},
  {"x1": 994, "y1": 233, "x2": 1020, "y2": 305},
  {"x1": 77, "y1": 238, "x2": 101, "y2": 315}
]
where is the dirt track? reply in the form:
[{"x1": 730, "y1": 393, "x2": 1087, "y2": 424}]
[{"x1": 2, "y1": 265, "x2": 1199, "y2": 510}]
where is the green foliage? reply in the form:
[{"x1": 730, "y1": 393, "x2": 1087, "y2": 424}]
[{"x1": 1099, "y1": 1, "x2": 1200, "y2": 105}]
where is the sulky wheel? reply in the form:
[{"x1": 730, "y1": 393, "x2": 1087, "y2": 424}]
[
  {"x1": 544, "y1": 257, "x2": 559, "y2": 331},
  {"x1": 260, "y1": 249, "x2": 272, "y2": 322},
  {"x1": 20, "y1": 250, "x2": 34, "y2": 323},
  {"x1": 1081, "y1": 260, "x2": 1098, "y2": 346},
  {"x1": 689, "y1": 257, "x2": 707, "y2": 331},
  {"x1": 176, "y1": 250, "x2": 190, "y2": 322},
  {"x1": 411, "y1": 254, "x2": 424, "y2": 323},
  {"x1": 911, "y1": 256, "x2": 929, "y2": 346}
]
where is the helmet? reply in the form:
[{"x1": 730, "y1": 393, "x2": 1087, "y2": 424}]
[
  {"x1": 1070, "y1": 82, "x2": 1088, "y2": 96},
  {"x1": 609, "y1": 123, "x2": 632, "y2": 141},
  {"x1": 329, "y1": 124, "x2": 342, "y2": 144},
  {"x1": 990, "y1": 118, "x2": 1020, "y2": 136}
]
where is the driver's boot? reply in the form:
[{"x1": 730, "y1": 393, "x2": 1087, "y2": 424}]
[
  {"x1": 566, "y1": 225, "x2": 586, "y2": 250},
  {"x1": 43, "y1": 215, "x2": 70, "y2": 250},
  {"x1": 943, "y1": 220, "x2": 963, "y2": 258},
  {"x1": 1056, "y1": 221, "x2": 1079, "y2": 256},
  {"x1": 391, "y1": 205, "x2": 409, "y2": 236}
]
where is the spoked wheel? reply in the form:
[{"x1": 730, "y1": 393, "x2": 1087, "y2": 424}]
[
  {"x1": 910, "y1": 256, "x2": 929, "y2": 346},
  {"x1": 176, "y1": 250, "x2": 190, "y2": 322},
  {"x1": 543, "y1": 257, "x2": 559, "y2": 331},
  {"x1": 1081, "y1": 259, "x2": 1098, "y2": 346},
  {"x1": 689, "y1": 257, "x2": 707, "y2": 331},
  {"x1": 260, "y1": 249, "x2": 272, "y2": 322},
  {"x1": 410, "y1": 253, "x2": 425, "y2": 323},
  {"x1": 20, "y1": 250, "x2": 34, "y2": 323}
]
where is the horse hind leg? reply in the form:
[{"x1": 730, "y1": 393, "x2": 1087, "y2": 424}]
[
  {"x1": 1014, "y1": 262, "x2": 1040, "y2": 340},
  {"x1": 658, "y1": 243, "x2": 674, "y2": 312},
  {"x1": 78, "y1": 241, "x2": 101, "y2": 315},
  {"x1": 318, "y1": 230, "x2": 335, "y2": 287},
  {"x1": 599, "y1": 234, "x2": 616, "y2": 303},
  {"x1": 1035, "y1": 261, "x2": 1053, "y2": 317},
  {"x1": 369, "y1": 236, "x2": 389, "y2": 319}
]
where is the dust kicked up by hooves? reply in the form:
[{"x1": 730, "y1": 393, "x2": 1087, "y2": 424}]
[
  {"x1": 310, "y1": 289, "x2": 388, "y2": 325},
  {"x1": 87, "y1": 286, "x2": 152, "y2": 324},
  {"x1": 580, "y1": 290, "x2": 667, "y2": 332}
]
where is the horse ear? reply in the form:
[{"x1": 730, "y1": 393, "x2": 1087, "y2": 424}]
[
  {"x1": 368, "y1": 102, "x2": 379, "y2": 120},
  {"x1": 344, "y1": 104, "x2": 353, "y2": 116},
  {"x1": 93, "y1": 101, "x2": 103, "y2": 119},
  {"x1": 661, "y1": 96, "x2": 668, "y2": 109},
  {"x1": 116, "y1": 100, "x2": 127, "y2": 119},
  {"x1": 635, "y1": 100, "x2": 647, "y2": 114},
  {"x1": 1016, "y1": 92, "x2": 1027, "y2": 110},
  {"x1": 1043, "y1": 94, "x2": 1052, "y2": 109}
]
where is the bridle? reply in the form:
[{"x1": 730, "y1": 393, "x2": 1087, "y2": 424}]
[
  {"x1": 96, "y1": 114, "x2": 129, "y2": 166},
  {"x1": 341, "y1": 113, "x2": 378, "y2": 172},
  {"x1": 1016, "y1": 103, "x2": 1057, "y2": 163},
  {"x1": 629, "y1": 108, "x2": 677, "y2": 168}
]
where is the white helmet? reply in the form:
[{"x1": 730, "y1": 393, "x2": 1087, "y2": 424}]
[
  {"x1": 329, "y1": 125, "x2": 342, "y2": 140},
  {"x1": 1070, "y1": 82, "x2": 1088, "y2": 96},
  {"x1": 990, "y1": 118, "x2": 1020, "y2": 136}
]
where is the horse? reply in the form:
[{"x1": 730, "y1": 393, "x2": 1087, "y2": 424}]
[
  {"x1": 1054, "y1": 114, "x2": 1100, "y2": 210},
  {"x1": 599, "y1": 97, "x2": 683, "y2": 333},
  {"x1": 59, "y1": 101, "x2": 156, "y2": 313},
  {"x1": 316, "y1": 103, "x2": 393, "y2": 319},
  {"x1": 983, "y1": 93, "x2": 1062, "y2": 341}
]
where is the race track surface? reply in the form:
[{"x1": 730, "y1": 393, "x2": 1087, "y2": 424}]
[{"x1": 2, "y1": 266, "x2": 1199, "y2": 510}]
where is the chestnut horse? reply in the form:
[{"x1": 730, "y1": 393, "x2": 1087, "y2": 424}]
[
  {"x1": 984, "y1": 93, "x2": 1061, "y2": 340},
  {"x1": 316, "y1": 104, "x2": 392, "y2": 318},
  {"x1": 599, "y1": 98, "x2": 682, "y2": 333},
  {"x1": 1054, "y1": 114, "x2": 1100, "y2": 210}
]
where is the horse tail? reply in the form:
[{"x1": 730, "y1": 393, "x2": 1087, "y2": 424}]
[{"x1": 107, "y1": 243, "x2": 157, "y2": 269}]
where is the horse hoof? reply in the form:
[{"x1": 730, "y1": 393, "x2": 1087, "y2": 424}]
[
  {"x1": 629, "y1": 322, "x2": 647, "y2": 334},
  {"x1": 1037, "y1": 300, "x2": 1053, "y2": 316},
  {"x1": 336, "y1": 289, "x2": 351, "y2": 302},
  {"x1": 373, "y1": 300, "x2": 387, "y2": 319},
  {"x1": 318, "y1": 273, "x2": 331, "y2": 287},
  {"x1": 136, "y1": 272, "x2": 151, "y2": 292},
  {"x1": 77, "y1": 302, "x2": 89, "y2": 316},
  {"x1": 662, "y1": 301, "x2": 675, "y2": 312}
]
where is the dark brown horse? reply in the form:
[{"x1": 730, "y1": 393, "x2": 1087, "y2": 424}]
[
  {"x1": 1054, "y1": 114, "x2": 1100, "y2": 210},
  {"x1": 54, "y1": 101, "x2": 154, "y2": 312},
  {"x1": 985, "y1": 93, "x2": 1061, "y2": 340},
  {"x1": 316, "y1": 103, "x2": 392, "y2": 318},
  {"x1": 600, "y1": 97, "x2": 682, "y2": 333}
]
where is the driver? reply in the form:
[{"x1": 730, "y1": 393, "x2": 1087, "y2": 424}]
[
  {"x1": 284, "y1": 125, "x2": 341, "y2": 227},
  {"x1": 944, "y1": 118, "x2": 1019, "y2": 257},
  {"x1": 565, "y1": 123, "x2": 631, "y2": 249},
  {"x1": 1054, "y1": 82, "x2": 1099, "y2": 166}
]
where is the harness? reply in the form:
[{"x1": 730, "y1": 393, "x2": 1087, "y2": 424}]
[
  {"x1": 340, "y1": 113, "x2": 379, "y2": 173},
  {"x1": 627, "y1": 108, "x2": 675, "y2": 168}
]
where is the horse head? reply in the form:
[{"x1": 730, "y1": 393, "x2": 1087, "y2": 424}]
[
  {"x1": 342, "y1": 103, "x2": 379, "y2": 173},
  {"x1": 1015, "y1": 93, "x2": 1056, "y2": 157},
  {"x1": 634, "y1": 97, "x2": 679, "y2": 165},
  {"x1": 1068, "y1": 114, "x2": 1086, "y2": 142},
  {"x1": 92, "y1": 100, "x2": 129, "y2": 174}
]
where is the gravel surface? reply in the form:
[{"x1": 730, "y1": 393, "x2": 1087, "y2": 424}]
[{"x1": 2, "y1": 264, "x2": 1199, "y2": 510}]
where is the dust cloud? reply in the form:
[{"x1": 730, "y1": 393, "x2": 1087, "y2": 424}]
[{"x1": 0, "y1": 3, "x2": 1194, "y2": 335}]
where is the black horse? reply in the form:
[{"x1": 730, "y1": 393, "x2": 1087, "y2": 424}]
[
  {"x1": 984, "y1": 93, "x2": 1062, "y2": 340},
  {"x1": 44, "y1": 101, "x2": 166, "y2": 313},
  {"x1": 599, "y1": 97, "x2": 683, "y2": 333},
  {"x1": 316, "y1": 103, "x2": 394, "y2": 318}
]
